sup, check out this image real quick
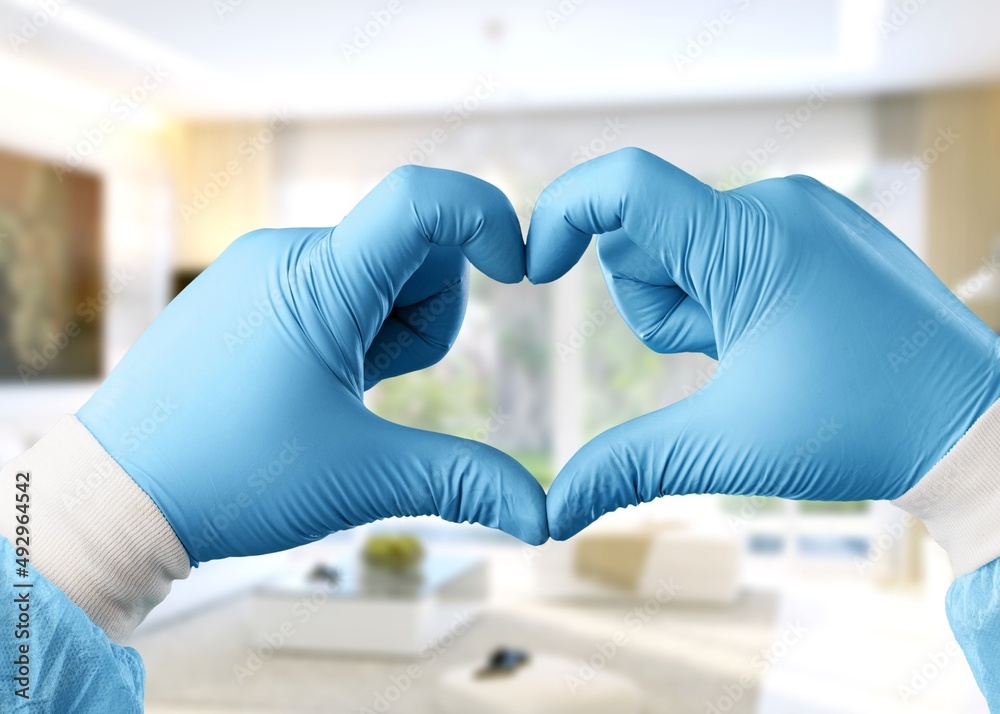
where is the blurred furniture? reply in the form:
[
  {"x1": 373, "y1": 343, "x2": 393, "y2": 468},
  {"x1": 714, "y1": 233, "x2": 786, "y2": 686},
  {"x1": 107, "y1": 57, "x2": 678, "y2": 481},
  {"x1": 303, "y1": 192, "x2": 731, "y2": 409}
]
[
  {"x1": 531, "y1": 520, "x2": 741, "y2": 604},
  {"x1": 133, "y1": 556, "x2": 779, "y2": 714},
  {"x1": 247, "y1": 552, "x2": 487, "y2": 656},
  {"x1": 434, "y1": 651, "x2": 643, "y2": 714}
]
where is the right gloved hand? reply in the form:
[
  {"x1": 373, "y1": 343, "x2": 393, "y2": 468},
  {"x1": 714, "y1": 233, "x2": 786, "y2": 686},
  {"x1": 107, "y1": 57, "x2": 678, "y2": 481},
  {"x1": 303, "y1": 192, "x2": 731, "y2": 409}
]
[{"x1": 526, "y1": 147, "x2": 1000, "y2": 541}]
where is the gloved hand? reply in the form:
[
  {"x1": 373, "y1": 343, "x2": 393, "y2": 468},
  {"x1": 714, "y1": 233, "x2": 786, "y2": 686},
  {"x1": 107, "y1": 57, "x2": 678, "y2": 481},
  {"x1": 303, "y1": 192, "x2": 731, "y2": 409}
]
[
  {"x1": 527, "y1": 147, "x2": 1000, "y2": 540},
  {"x1": 78, "y1": 167, "x2": 548, "y2": 565}
]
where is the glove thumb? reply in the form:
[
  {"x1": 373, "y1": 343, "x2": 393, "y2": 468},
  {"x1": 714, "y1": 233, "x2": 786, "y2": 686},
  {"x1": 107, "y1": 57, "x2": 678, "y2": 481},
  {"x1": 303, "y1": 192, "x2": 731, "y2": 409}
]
[
  {"x1": 547, "y1": 394, "x2": 724, "y2": 540},
  {"x1": 349, "y1": 414, "x2": 550, "y2": 545}
]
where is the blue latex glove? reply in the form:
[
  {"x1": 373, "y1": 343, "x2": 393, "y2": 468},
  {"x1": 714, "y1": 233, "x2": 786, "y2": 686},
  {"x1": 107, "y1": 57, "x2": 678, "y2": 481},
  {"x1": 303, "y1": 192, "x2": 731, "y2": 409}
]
[
  {"x1": 526, "y1": 147, "x2": 1000, "y2": 540},
  {"x1": 78, "y1": 167, "x2": 548, "y2": 565},
  {"x1": 0, "y1": 538, "x2": 144, "y2": 713}
]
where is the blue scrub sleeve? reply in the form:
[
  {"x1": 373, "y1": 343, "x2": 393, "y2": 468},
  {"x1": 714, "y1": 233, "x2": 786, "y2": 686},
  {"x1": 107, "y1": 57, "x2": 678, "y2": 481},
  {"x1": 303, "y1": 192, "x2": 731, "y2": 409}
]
[
  {"x1": 948, "y1": 556, "x2": 1000, "y2": 711},
  {"x1": 0, "y1": 536, "x2": 145, "y2": 713}
]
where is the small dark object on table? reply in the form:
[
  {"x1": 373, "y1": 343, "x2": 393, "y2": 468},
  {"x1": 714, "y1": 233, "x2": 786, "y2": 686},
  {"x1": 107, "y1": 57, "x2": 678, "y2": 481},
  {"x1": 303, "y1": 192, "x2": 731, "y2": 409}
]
[{"x1": 475, "y1": 648, "x2": 530, "y2": 679}]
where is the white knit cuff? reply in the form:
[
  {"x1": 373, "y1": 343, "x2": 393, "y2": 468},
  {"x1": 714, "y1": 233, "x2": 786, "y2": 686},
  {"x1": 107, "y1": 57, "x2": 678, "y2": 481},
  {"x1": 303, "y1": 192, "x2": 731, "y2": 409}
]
[
  {"x1": 892, "y1": 399, "x2": 1000, "y2": 577},
  {"x1": 0, "y1": 415, "x2": 189, "y2": 643}
]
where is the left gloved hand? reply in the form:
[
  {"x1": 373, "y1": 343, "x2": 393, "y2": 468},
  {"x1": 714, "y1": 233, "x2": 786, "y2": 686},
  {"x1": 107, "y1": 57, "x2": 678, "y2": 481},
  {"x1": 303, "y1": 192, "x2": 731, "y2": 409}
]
[{"x1": 78, "y1": 167, "x2": 548, "y2": 565}]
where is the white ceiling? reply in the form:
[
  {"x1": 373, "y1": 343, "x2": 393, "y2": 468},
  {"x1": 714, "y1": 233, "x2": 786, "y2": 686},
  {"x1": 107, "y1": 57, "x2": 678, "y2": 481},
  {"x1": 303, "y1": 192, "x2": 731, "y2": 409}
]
[{"x1": 1, "y1": 0, "x2": 1000, "y2": 118}]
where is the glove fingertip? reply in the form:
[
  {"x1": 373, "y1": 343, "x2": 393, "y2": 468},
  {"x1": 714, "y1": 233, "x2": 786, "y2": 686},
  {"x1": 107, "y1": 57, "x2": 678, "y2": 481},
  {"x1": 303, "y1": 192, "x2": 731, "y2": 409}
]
[
  {"x1": 499, "y1": 467, "x2": 550, "y2": 545},
  {"x1": 460, "y1": 180, "x2": 526, "y2": 285},
  {"x1": 503, "y1": 518, "x2": 550, "y2": 546},
  {"x1": 545, "y1": 477, "x2": 593, "y2": 541}
]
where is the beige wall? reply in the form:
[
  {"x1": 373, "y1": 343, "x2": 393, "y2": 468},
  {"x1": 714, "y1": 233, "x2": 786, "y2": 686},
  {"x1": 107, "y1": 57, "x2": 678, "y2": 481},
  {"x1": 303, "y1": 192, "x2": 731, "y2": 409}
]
[
  {"x1": 167, "y1": 121, "x2": 279, "y2": 270},
  {"x1": 169, "y1": 97, "x2": 879, "y2": 266},
  {"x1": 922, "y1": 87, "x2": 1000, "y2": 328},
  {"x1": 166, "y1": 88, "x2": 1000, "y2": 331}
]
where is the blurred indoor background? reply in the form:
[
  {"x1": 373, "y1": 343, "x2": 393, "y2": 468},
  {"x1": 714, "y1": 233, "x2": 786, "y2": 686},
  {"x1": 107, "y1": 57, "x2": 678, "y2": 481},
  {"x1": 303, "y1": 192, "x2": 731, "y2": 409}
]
[{"x1": 2, "y1": 0, "x2": 1000, "y2": 712}]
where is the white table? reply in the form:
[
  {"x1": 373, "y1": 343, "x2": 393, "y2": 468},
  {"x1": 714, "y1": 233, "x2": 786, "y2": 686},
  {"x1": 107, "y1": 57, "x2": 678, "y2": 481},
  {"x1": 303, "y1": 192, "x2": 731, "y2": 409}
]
[{"x1": 246, "y1": 552, "x2": 488, "y2": 657}]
